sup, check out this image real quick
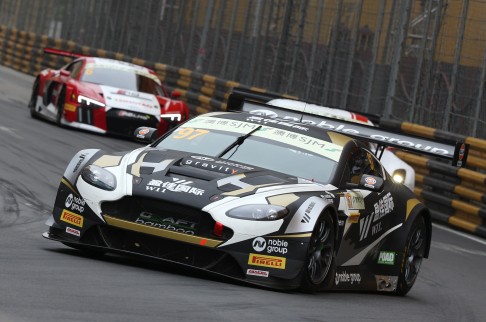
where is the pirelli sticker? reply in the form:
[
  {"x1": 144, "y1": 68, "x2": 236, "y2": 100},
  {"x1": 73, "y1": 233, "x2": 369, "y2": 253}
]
[
  {"x1": 248, "y1": 253, "x2": 286, "y2": 270},
  {"x1": 60, "y1": 209, "x2": 84, "y2": 228}
]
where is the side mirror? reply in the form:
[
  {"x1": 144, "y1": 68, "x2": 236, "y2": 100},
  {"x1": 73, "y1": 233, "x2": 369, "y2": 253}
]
[
  {"x1": 171, "y1": 90, "x2": 181, "y2": 99},
  {"x1": 60, "y1": 70, "x2": 71, "y2": 78},
  {"x1": 134, "y1": 127, "x2": 158, "y2": 144},
  {"x1": 359, "y1": 175, "x2": 384, "y2": 191}
]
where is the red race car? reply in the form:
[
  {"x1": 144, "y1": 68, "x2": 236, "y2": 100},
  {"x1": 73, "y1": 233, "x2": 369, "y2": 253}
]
[{"x1": 28, "y1": 48, "x2": 189, "y2": 137}]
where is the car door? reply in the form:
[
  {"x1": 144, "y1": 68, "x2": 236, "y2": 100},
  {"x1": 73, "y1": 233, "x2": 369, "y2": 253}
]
[{"x1": 334, "y1": 146, "x2": 393, "y2": 266}]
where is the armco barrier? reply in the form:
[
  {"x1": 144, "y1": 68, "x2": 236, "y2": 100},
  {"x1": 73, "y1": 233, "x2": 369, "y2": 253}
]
[{"x1": 1, "y1": 24, "x2": 486, "y2": 238}]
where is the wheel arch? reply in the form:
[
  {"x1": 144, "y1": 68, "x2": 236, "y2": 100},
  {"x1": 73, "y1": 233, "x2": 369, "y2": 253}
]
[
  {"x1": 405, "y1": 206, "x2": 432, "y2": 259},
  {"x1": 322, "y1": 204, "x2": 340, "y2": 254}
]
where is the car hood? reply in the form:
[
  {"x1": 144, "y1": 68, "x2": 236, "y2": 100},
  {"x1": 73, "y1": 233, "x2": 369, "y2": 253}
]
[
  {"x1": 125, "y1": 148, "x2": 314, "y2": 210},
  {"x1": 97, "y1": 85, "x2": 161, "y2": 116}
]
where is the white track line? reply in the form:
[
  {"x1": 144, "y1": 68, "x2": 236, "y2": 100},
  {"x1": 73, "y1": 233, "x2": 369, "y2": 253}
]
[{"x1": 432, "y1": 223, "x2": 486, "y2": 246}]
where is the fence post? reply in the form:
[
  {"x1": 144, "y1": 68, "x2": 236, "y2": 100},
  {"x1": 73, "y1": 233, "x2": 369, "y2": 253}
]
[
  {"x1": 383, "y1": 0, "x2": 412, "y2": 119},
  {"x1": 195, "y1": 0, "x2": 215, "y2": 72},
  {"x1": 444, "y1": 0, "x2": 468, "y2": 131},
  {"x1": 363, "y1": 0, "x2": 386, "y2": 113}
]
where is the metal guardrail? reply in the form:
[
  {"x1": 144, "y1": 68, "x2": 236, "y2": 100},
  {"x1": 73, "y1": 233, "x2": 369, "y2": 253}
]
[{"x1": 2, "y1": 24, "x2": 486, "y2": 238}]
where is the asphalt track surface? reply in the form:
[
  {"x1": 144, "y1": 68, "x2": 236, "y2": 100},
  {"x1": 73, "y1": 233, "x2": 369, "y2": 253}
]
[{"x1": 1, "y1": 65, "x2": 486, "y2": 322}]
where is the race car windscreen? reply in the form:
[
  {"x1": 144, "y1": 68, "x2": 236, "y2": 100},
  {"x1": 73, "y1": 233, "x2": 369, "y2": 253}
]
[
  {"x1": 81, "y1": 67, "x2": 166, "y2": 96},
  {"x1": 155, "y1": 116, "x2": 340, "y2": 183}
]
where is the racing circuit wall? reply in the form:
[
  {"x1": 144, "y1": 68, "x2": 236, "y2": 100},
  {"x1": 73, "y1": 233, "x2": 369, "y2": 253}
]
[{"x1": 1, "y1": 24, "x2": 486, "y2": 238}]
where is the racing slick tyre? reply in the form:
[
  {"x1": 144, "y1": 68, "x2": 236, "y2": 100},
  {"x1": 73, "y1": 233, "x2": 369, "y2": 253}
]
[
  {"x1": 396, "y1": 214, "x2": 426, "y2": 296},
  {"x1": 28, "y1": 78, "x2": 40, "y2": 118},
  {"x1": 55, "y1": 87, "x2": 66, "y2": 125},
  {"x1": 300, "y1": 211, "x2": 335, "y2": 292}
]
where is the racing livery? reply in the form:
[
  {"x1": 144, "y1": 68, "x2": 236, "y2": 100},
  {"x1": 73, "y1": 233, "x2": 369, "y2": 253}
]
[
  {"x1": 28, "y1": 48, "x2": 189, "y2": 137},
  {"x1": 43, "y1": 96, "x2": 468, "y2": 294}
]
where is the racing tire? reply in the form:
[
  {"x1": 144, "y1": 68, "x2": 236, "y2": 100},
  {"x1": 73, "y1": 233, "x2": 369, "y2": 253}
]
[
  {"x1": 300, "y1": 211, "x2": 335, "y2": 292},
  {"x1": 28, "y1": 78, "x2": 40, "y2": 118},
  {"x1": 396, "y1": 214, "x2": 426, "y2": 296},
  {"x1": 55, "y1": 86, "x2": 66, "y2": 126}
]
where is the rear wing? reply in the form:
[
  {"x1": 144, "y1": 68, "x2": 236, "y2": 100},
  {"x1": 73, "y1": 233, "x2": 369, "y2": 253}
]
[
  {"x1": 44, "y1": 47, "x2": 86, "y2": 59},
  {"x1": 228, "y1": 88, "x2": 382, "y2": 124},
  {"x1": 227, "y1": 90, "x2": 469, "y2": 167}
]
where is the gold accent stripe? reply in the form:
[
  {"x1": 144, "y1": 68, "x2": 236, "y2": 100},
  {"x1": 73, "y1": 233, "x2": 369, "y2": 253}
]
[
  {"x1": 269, "y1": 233, "x2": 312, "y2": 238},
  {"x1": 61, "y1": 177, "x2": 77, "y2": 194},
  {"x1": 103, "y1": 215, "x2": 222, "y2": 248},
  {"x1": 406, "y1": 198, "x2": 421, "y2": 221}
]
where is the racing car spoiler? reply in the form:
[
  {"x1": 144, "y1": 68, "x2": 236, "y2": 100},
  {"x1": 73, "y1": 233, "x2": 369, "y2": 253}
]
[
  {"x1": 44, "y1": 47, "x2": 86, "y2": 58},
  {"x1": 227, "y1": 87, "x2": 382, "y2": 124},
  {"x1": 227, "y1": 89, "x2": 469, "y2": 167}
]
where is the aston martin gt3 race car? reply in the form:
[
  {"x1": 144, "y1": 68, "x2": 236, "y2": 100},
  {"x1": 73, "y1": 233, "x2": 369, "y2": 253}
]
[
  {"x1": 28, "y1": 48, "x2": 189, "y2": 137},
  {"x1": 43, "y1": 94, "x2": 468, "y2": 294}
]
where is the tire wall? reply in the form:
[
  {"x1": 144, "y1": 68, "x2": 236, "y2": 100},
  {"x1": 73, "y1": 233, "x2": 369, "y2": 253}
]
[{"x1": 1, "y1": 24, "x2": 486, "y2": 238}]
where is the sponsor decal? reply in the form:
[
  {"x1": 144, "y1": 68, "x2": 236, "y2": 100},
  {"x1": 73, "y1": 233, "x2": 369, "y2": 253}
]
[
  {"x1": 377, "y1": 251, "x2": 396, "y2": 265},
  {"x1": 335, "y1": 271, "x2": 361, "y2": 286},
  {"x1": 64, "y1": 103, "x2": 76, "y2": 112},
  {"x1": 345, "y1": 191, "x2": 365, "y2": 210},
  {"x1": 73, "y1": 153, "x2": 87, "y2": 173},
  {"x1": 246, "y1": 269, "x2": 269, "y2": 278},
  {"x1": 359, "y1": 192, "x2": 394, "y2": 241},
  {"x1": 182, "y1": 159, "x2": 243, "y2": 175},
  {"x1": 248, "y1": 253, "x2": 286, "y2": 269},
  {"x1": 191, "y1": 156, "x2": 214, "y2": 161},
  {"x1": 365, "y1": 177, "x2": 377, "y2": 185},
  {"x1": 60, "y1": 210, "x2": 84, "y2": 228},
  {"x1": 135, "y1": 212, "x2": 197, "y2": 235},
  {"x1": 65, "y1": 226, "x2": 81, "y2": 237},
  {"x1": 117, "y1": 110, "x2": 151, "y2": 120},
  {"x1": 146, "y1": 178, "x2": 205, "y2": 196},
  {"x1": 245, "y1": 109, "x2": 452, "y2": 156},
  {"x1": 65, "y1": 194, "x2": 86, "y2": 213},
  {"x1": 301, "y1": 201, "x2": 315, "y2": 223},
  {"x1": 252, "y1": 237, "x2": 288, "y2": 255}
]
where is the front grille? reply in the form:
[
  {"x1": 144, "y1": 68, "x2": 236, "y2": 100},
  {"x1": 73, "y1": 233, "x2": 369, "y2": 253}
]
[
  {"x1": 98, "y1": 225, "x2": 244, "y2": 278},
  {"x1": 101, "y1": 196, "x2": 233, "y2": 241},
  {"x1": 106, "y1": 108, "x2": 158, "y2": 136}
]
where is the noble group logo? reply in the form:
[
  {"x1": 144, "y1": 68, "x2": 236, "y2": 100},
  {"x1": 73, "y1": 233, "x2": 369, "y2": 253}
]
[
  {"x1": 252, "y1": 237, "x2": 288, "y2": 255},
  {"x1": 65, "y1": 193, "x2": 86, "y2": 213},
  {"x1": 60, "y1": 210, "x2": 84, "y2": 228},
  {"x1": 248, "y1": 253, "x2": 286, "y2": 269}
]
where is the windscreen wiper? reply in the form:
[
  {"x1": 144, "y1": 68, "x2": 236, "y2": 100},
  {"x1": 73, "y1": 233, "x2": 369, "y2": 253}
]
[{"x1": 216, "y1": 125, "x2": 262, "y2": 158}]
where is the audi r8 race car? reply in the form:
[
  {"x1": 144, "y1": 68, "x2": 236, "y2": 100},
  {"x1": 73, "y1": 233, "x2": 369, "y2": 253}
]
[
  {"x1": 229, "y1": 89, "x2": 416, "y2": 190},
  {"x1": 28, "y1": 48, "x2": 189, "y2": 137},
  {"x1": 43, "y1": 94, "x2": 468, "y2": 294}
]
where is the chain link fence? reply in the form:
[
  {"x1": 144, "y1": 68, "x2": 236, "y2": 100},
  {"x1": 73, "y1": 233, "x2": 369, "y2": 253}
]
[{"x1": 1, "y1": 0, "x2": 485, "y2": 138}]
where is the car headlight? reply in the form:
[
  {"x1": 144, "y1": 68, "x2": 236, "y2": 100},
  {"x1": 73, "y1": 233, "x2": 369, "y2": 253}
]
[
  {"x1": 78, "y1": 95, "x2": 105, "y2": 107},
  {"x1": 81, "y1": 165, "x2": 116, "y2": 191},
  {"x1": 392, "y1": 169, "x2": 406, "y2": 184},
  {"x1": 226, "y1": 204, "x2": 289, "y2": 221}
]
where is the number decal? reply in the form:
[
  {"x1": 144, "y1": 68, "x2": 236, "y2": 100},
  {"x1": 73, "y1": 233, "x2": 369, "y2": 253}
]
[{"x1": 173, "y1": 128, "x2": 209, "y2": 140}]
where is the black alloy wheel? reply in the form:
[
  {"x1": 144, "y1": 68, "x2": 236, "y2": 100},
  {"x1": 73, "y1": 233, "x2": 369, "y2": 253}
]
[
  {"x1": 396, "y1": 215, "x2": 426, "y2": 295},
  {"x1": 301, "y1": 211, "x2": 335, "y2": 292}
]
